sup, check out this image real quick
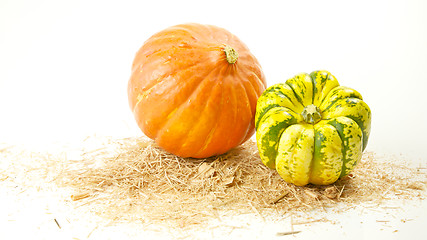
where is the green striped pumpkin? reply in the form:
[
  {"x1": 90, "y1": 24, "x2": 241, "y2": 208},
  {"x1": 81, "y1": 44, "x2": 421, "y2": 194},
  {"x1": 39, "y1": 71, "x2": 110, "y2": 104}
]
[{"x1": 255, "y1": 70, "x2": 371, "y2": 186}]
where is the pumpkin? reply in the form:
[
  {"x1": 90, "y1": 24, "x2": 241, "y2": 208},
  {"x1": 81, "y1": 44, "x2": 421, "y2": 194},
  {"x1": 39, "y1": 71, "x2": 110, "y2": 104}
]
[
  {"x1": 255, "y1": 70, "x2": 371, "y2": 186},
  {"x1": 128, "y1": 23, "x2": 267, "y2": 158}
]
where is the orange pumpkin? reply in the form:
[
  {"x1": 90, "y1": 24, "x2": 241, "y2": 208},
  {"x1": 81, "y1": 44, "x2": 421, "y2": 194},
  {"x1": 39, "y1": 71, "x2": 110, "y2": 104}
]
[{"x1": 128, "y1": 23, "x2": 267, "y2": 158}]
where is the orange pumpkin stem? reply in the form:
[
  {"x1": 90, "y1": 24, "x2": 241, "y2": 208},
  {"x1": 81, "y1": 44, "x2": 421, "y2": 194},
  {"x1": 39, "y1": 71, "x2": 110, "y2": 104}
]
[{"x1": 223, "y1": 45, "x2": 238, "y2": 64}]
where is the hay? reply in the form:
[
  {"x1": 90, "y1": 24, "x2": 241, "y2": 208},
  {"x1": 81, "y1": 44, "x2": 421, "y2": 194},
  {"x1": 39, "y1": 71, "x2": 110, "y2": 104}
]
[
  {"x1": 1, "y1": 137, "x2": 426, "y2": 229},
  {"x1": 56, "y1": 137, "x2": 427, "y2": 226}
]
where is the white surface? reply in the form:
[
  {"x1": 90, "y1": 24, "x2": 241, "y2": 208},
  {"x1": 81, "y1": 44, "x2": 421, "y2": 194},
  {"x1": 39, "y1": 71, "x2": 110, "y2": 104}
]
[
  {"x1": 1, "y1": 0, "x2": 426, "y2": 239},
  {"x1": 1, "y1": 179, "x2": 426, "y2": 240}
]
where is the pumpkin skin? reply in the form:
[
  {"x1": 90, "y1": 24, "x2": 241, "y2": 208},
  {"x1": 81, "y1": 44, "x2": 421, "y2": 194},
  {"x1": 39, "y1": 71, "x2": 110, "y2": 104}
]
[
  {"x1": 255, "y1": 70, "x2": 371, "y2": 186},
  {"x1": 128, "y1": 23, "x2": 267, "y2": 158}
]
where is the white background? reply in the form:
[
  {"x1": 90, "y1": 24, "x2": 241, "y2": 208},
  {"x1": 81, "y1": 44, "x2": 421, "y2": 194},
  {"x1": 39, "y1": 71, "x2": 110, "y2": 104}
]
[
  {"x1": 1, "y1": 0, "x2": 427, "y2": 161},
  {"x1": 1, "y1": 0, "x2": 426, "y2": 239}
]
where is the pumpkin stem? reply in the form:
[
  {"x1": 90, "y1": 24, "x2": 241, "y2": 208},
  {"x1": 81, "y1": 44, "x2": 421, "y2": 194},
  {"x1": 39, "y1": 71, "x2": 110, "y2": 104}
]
[
  {"x1": 223, "y1": 45, "x2": 238, "y2": 64},
  {"x1": 301, "y1": 104, "x2": 322, "y2": 124}
]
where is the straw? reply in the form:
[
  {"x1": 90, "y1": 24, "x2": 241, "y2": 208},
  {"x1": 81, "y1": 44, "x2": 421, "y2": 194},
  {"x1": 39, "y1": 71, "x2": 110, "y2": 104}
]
[{"x1": 1, "y1": 136, "x2": 426, "y2": 228}]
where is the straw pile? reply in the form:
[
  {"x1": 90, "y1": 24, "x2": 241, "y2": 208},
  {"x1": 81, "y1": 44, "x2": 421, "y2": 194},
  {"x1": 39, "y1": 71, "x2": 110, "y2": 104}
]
[{"x1": 1, "y1": 136, "x2": 426, "y2": 228}]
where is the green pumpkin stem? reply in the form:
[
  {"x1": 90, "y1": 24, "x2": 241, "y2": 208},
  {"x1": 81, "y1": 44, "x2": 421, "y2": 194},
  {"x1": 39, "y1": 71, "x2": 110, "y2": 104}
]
[
  {"x1": 223, "y1": 45, "x2": 238, "y2": 64},
  {"x1": 301, "y1": 104, "x2": 322, "y2": 124}
]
